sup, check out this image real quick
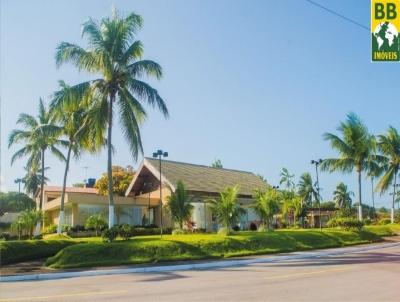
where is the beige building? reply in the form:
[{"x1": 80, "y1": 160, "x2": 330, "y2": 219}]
[{"x1": 38, "y1": 158, "x2": 268, "y2": 230}]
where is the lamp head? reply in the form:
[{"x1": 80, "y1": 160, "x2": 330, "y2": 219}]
[
  {"x1": 157, "y1": 150, "x2": 163, "y2": 156},
  {"x1": 163, "y1": 152, "x2": 168, "y2": 157},
  {"x1": 152, "y1": 152, "x2": 158, "y2": 158}
]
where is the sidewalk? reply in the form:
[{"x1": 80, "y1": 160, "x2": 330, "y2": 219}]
[{"x1": 1, "y1": 237, "x2": 399, "y2": 282}]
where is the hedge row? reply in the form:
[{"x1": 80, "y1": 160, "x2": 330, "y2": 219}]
[{"x1": 0, "y1": 240, "x2": 77, "y2": 265}]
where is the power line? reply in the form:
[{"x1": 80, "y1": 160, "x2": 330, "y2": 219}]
[{"x1": 304, "y1": 0, "x2": 369, "y2": 31}]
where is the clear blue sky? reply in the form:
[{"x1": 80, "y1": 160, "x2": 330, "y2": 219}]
[{"x1": 1, "y1": 0, "x2": 399, "y2": 208}]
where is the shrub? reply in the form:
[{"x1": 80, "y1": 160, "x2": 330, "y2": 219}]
[
  {"x1": 378, "y1": 218, "x2": 391, "y2": 225},
  {"x1": 131, "y1": 227, "x2": 172, "y2": 236},
  {"x1": 232, "y1": 225, "x2": 240, "y2": 232},
  {"x1": 102, "y1": 226, "x2": 119, "y2": 242},
  {"x1": 44, "y1": 224, "x2": 57, "y2": 234},
  {"x1": 0, "y1": 232, "x2": 11, "y2": 241},
  {"x1": 0, "y1": 240, "x2": 76, "y2": 265},
  {"x1": 327, "y1": 217, "x2": 364, "y2": 231},
  {"x1": 85, "y1": 214, "x2": 108, "y2": 236},
  {"x1": 119, "y1": 224, "x2": 133, "y2": 240},
  {"x1": 218, "y1": 227, "x2": 231, "y2": 236},
  {"x1": 70, "y1": 225, "x2": 85, "y2": 232},
  {"x1": 363, "y1": 218, "x2": 372, "y2": 225},
  {"x1": 258, "y1": 225, "x2": 267, "y2": 232},
  {"x1": 249, "y1": 222, "x2": 257, "y2": 231}
]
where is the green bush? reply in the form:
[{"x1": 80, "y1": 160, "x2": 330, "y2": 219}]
[
  {"x1": 119, "y1": 224, "x2": 133, "y2": 240},
  {"x1": 102, "y1": 226, "x2": 119, "y2": 242},
  {"x1": 218, "y1": 227, "x2": 231, "y2": 236},
  {"x1": 327, "y1": 217, "x2": 364, "y2": 231},
  {"x1": 131, "y1": 227, "x2": 172, "y2": 236},
  {"x1": 44, "y1": 224, "x2": 57, "y2": 234},
  {"x1": 0, "y1": 240, "x2": 77, "y2": 265},
  {"x1": 85, "y1": 214, "x2": 108, "y2": 236},
  {"x1": 378, "y1": 218, "x2": 391, "y2": 225}
]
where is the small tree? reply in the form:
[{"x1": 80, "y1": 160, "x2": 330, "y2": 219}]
[
  {"x1": 166, "y1": 181, "x2": 193, "y2": 230},
  {"x1": 252, "y1": 188, "x2": 280, "y2": 230},
  {"x1": 211, "y1": 159, "x2": 223, "y2": 168},
  {"x1": 95, "y1": 166, "x2": 135, "y2": 196},
  {"x1": 85, "y1": 214, "x2": 108, "y2": 236},
  {"x1": 210, "y1": 185, "x2": 245, "y2": 232},
  {"x1": 11, "y1": 210, "x2": 42, "y2": 239}
]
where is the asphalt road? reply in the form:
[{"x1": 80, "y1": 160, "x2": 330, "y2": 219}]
[{"x1": 1, "y1": 243, "x2": 399, "y2": 302}]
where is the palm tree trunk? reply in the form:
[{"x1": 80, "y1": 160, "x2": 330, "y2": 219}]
[
  {"x1": 371, "y1": 177, "x2": 375, "y2": 219},
  {"x1": 357, "y1": 170, "x2": 362, "y2": 221},
  {"x1": 34, "y1": 148, "x2": 45, "y2": 236},
  {"x1": 57, "y1": 144, "x2": 72, "y2": 234},
  {"x1": 391, "y1": 170, "x2": 397, "y2": 224},
  {"x1": 107, "y1": 93, "x2": 115, "y2": 228}
]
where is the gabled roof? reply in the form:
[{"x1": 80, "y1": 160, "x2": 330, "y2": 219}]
[{"x1": 126, "y1": 158, "x2": 268, "y2": 197}]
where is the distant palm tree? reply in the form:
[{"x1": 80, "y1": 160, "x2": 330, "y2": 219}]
[
  {"x1": 8, "y1": 99, "x2": 66, "y2": 213},
  {"x1": 55, "y1": 8, "x2": 168, "y2": 227},
  {"x1": 166, "y1": 181, "x2": 194, "y2": 229},
  {"x1": 321, "y1": 113, "x2": 373, "y2": 221},
  {"x1": 279, "y1": 168, "x2": 295, "y2": 191},
  {"x1": 297, "y1": 172, "x2": 318, "y2": 206},
  {"x1": 376, "y1": 126, "x2": 400, "y2": 223},
  {"x1": 211, "y1": 159, "x2": 223, "y2": 168},
  {"x1": 22, "y1": 164, "x2": 49, "y2": 198},
  {"x1": 50, "y1": 81, "x2": 104, "y2": 234},
  {"x1": 291, "y1": 196, "x2": 304, "y2": 226},
  {"x1": 210, "y1": 185, "x2": 245, "y2": 232},
  {"x1": 333, "y1": 182, "x2": 354, "y2": 209}
]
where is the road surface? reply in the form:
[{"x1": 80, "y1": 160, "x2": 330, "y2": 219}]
[{"x1": 1, "y1": 242, "x2": 399, "y2": 301}]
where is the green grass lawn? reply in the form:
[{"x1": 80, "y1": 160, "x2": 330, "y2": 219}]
[
  {"x1": 45, "y1": 225, "x2": 399, "y2": 269},
  {"x1": 2, "y1": 225, "x2": 398, "y2": 268}
]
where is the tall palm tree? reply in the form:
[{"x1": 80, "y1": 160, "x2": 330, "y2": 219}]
[
  {"x1": 55, "y1": 8, "x2": 168, "y2": 227},
  {"x1": 297, "y1": 172, "x2": 318, "y2": 206},
  {"x1": 279, "y1": 168, "x2": 295, "y2": 191},
  {"x1": 333, "y1": 182, "x2": 354, "y2": 209},
  {"x1": 365, "y1": 139, "x2": 385, "y2": 217},
  {"x1": 50, "y1": 81, "x2": 104, "y2": 234},
  {"x1": 8, "y1": 99, "x2": 66, "y2": 214},
  {"x1": 166, "y1": 181, "x2": 194, "y2": 229},
  {"x1": 210, "y1": 185, "x2": 245, "y2": 232},
  {"x1": 321, "y1": 113, "x2": 373, "y2": 221},
  {"x1": 376, "y1": 126, "x2": 400, "y2": 223},
  {"x1": 22, "y1": 164, "x2": 49, "y2": 198}
]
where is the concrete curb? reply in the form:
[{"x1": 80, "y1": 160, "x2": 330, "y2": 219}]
[{"x1": 1, "y1": 241, "x2": 399, "y2": 282}]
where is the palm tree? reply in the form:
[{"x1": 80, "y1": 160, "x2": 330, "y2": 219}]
[
  {"x1": 376, "y1": 126, "x2": 400, "y2": 223},
  {"x1": 166, "y1": 181, "x2": 194, "y2": 229},
  {"x1": 50, "y1": 81, "x2": 104, "y2": 234},
  {"x1": 279, "y1": 168, "x2": 295, "y2": 191},
  {"x1": 297, "y1": 172, "x2": 318, "y2": 206},
  {"x1": 22, "y1": 164, "x2": 49, "y2": 198},
  {"x1": 291, "y1": 196, "x2": 304, "y2": 226},
  {"x1": 252, "y1": 188, "x2": 280, "y2": 230},
  {"x1": 365, "y1": 140, "x2": 385, "y2": 217},
  {"x1": 333, "y1": 182, "x2": 354, "y2": 209},
  {"x1": 55, "y1": 8, "x2": 168, "y2": 228},
  {"x1": 8, "y1": 99, "x2": 66, "y2": 215},
  {"x1": 321, "y1": 113, "x2": 373, "y2": 221},
  {"x1": 210, "y1": 185, "x2": 245, "y2": 232}
]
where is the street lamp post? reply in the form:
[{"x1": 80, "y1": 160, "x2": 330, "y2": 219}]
[
  {"x1": 311, "y1": 159, "x2": 323, "y2": 231},
  {"x1": 153, "y1": 150, "x2": 168, "y2": 238}
]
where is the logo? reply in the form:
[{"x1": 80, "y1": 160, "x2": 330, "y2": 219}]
[{"x1": 371, "y1": 0, "x2": 400, "y2": 62}]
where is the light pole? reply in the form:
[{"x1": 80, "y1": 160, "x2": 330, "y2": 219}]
[
  {"x1": 153, "y1": 150, "x2": 168, "y2": 238},
  {"x1": 311, "y1": 159, "x2": 323, "y2": 231}
]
